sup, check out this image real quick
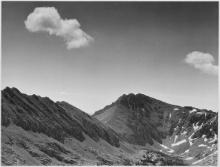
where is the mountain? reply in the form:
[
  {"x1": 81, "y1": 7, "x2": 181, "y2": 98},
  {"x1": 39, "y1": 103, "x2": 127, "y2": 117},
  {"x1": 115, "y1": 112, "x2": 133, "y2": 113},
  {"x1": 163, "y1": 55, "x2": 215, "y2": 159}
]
[
  {"x1": 2, "y1": 87, "x2": 119, "y2": 146},
  {"x1": 93, "y1": 93, "x2": 218, "y2": 165},
  {"x1": 1, "y1": 88, "x2": 217, "y2": 165},
  {"x1": 1, "y1": 87, "x2": 134, "y2": 165}
]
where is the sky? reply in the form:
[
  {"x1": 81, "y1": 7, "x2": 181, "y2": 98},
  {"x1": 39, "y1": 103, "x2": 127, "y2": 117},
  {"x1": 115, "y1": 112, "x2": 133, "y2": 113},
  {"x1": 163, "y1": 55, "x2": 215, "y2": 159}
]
[{"x1": 2, "y1": 2, "x2": 219, "y2": 114}]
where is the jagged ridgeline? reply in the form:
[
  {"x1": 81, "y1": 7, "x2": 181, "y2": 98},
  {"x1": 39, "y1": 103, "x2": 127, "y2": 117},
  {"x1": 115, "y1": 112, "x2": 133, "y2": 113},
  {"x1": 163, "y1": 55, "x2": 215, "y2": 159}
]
[
  {"x1": 93, "y1": 93, "x2": 218, "y2": 165},
  {"x1": 1, "y1": 87, "x2": 218, "y2": 166},
  {"x1": 2, "y1": 87, "x2": 119, "y2": 147},
  {"x1": 94, "y1": 93, "x2": 217, "y2": 146}
]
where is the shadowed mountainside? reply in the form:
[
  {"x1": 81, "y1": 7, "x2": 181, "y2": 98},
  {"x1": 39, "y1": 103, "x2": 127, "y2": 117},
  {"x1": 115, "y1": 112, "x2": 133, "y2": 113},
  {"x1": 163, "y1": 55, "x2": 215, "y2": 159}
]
[
  {"x1": 93, "y1": 93, "x2": 218, "y2": 165},
  {"x1": 1, "y1": 87, "x2": 217, "y2": 165},
  {"x1": 2, "y1": 87, "x2": 119, "y2": 147},
  {"x1": 93, "y1": 93, "x2": 217, "y2": 146}
]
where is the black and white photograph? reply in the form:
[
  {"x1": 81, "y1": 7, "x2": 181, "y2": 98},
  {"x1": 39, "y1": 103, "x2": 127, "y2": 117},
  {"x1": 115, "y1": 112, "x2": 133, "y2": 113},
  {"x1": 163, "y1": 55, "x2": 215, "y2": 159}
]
[{"x1": 1, "y1": 1, "x2": 218, "y2": 166}]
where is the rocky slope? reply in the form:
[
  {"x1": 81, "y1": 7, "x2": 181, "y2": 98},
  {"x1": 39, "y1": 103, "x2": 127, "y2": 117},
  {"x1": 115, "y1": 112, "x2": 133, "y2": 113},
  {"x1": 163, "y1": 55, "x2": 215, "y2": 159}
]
[
  {"x1": 2, "y1": 87, "x2": 119, "y2": 146},
  {"x1": 1, "y1": 88, "x2": 217, "y2": 165},
  {"x1": 93, "y1": 93, "x2": 218, "y2": 165},
  {"x1": 1, "y1": 87, "x2": 129, "y2": 165}
]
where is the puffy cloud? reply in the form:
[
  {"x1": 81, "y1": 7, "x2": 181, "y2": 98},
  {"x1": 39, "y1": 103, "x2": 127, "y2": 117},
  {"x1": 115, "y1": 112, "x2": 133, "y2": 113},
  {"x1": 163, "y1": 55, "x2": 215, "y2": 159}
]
[
  {"x1": 25, "y1": 7, "x2": 93, "y2": 49},
  {"x1": 185, "y1": 51, "x2": 218, "y2": 76}
]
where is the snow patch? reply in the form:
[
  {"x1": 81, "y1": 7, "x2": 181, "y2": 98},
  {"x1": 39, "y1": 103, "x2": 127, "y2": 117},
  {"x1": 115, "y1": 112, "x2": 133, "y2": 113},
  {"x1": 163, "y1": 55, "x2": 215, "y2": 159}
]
[
  {"x1": 167, "y1": 149, "x2": 174, "y2": 153},
  {"x1": 193, "y1": 122, "x2": 199, "y2": 131},
  {"x1": 159, "y1": 144, "x2": 175, "y2": 153},
  {"x1": 198, "y1": 144, "x2": 207, "y2": 147},
  {"x1": 188, "y1": 133, "x2": 197, "y2": 146},
  {"x1": 179, "y1": 149, "x2": 189, "y2": 156},
  {"x1": 196, "y1": 112, "x2": 204, "y2": 115},
  {"x1": 181, "y1": 131, "x2": 187, "y2": 135},
  {"x1": 174, "y1": 135, "x2": 178, "y2": 143},
  {"x1": 184, "y1": 149, "x2": 189, "y2": 153},
  {"x1": 185, "y1": 157, "x2": 194, "y2": 160},
  {"x1": 189, "y1": 140, "x2": 193, "y2": 146},
  {"x1": 193, "y1": 122, "x2": 203, "y2": 131},
  {"x1": 208, "y1": 134, "x2": 217, "y2": 144},
  {"x1": 171, "y1": 139, "x2": 187, "y2": 147},
  {"x1": 189, "y1": 109, "x2": 197, "y2": 114},
  {"x1": 174, "y1": 108, "x2": 179, "y2": 111},
  {"x1": 160, "y1": 144, "x2": 169, "y2": 149}
]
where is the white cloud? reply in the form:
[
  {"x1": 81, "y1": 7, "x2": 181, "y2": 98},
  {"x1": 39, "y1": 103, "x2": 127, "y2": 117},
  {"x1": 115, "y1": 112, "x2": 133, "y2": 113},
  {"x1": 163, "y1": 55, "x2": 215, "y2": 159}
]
[
  {"x1": 25, "y1": 7, "x2": 93, "y2": 49},
  {"x1": 185, "y1": 51, "x2": 218, "y2": 76}
]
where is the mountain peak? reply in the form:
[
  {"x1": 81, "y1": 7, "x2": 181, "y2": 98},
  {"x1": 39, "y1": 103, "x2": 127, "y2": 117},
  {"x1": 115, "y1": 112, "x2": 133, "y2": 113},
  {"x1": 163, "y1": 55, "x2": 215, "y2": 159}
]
[
  {"x1": 94, "y1": 92, "x2": 218, "y2": 150},
  {"x1": 3, "y1": 86, "x2": 21, "y2": 94},
  {"x1": 116, "y1": 93, "x2": 156, "y2": 110},
  {"x1": 2, "y1": 86, "x2": 120, "y2": 147},
  {"x1": 2, "y1": 87, "x2": 218, "y2": 166}
]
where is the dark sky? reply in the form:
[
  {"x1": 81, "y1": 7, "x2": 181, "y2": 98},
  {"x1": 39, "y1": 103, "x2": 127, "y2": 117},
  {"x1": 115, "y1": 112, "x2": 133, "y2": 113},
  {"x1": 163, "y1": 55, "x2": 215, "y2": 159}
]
[{"x1": 2, "y1": 2, "x2": 218, "y2": 113}]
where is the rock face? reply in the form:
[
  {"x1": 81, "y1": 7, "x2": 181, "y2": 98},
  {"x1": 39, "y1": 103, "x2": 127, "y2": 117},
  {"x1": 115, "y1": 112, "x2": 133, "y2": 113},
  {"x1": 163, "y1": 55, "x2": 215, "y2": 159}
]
[
  {"x1": 57, "y1": 101, "x2": 120, "y2": 147},
  {"x1": 93, "y1": 93, "x2": 218, "y2": 164},
  {"x1": 93, "y1": 93, "x2": 176, "y2": 145},
  {"x1": 2, "y1": 87, "x2": 119, "y2": 147},
  {"x1": 1, "y1": 88, "x2": 218, "y2": 165}
]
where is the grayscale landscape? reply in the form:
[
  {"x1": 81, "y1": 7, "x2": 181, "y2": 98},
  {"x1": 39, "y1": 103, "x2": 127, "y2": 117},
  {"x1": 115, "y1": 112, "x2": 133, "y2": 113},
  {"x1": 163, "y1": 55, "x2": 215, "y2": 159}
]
[{"x1": 1, "y1": 1, "x2": 218, "y2": 166}]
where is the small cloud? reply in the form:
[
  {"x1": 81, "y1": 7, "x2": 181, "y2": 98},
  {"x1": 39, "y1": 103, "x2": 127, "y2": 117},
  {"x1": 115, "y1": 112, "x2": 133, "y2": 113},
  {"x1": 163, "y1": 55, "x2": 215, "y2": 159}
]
[
  {"x1": 25, "y1": 7, "x2": 93, "y2": 49},
  {"x1": 185, "y1": 51, "x2": 218, "y2": 76}
]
